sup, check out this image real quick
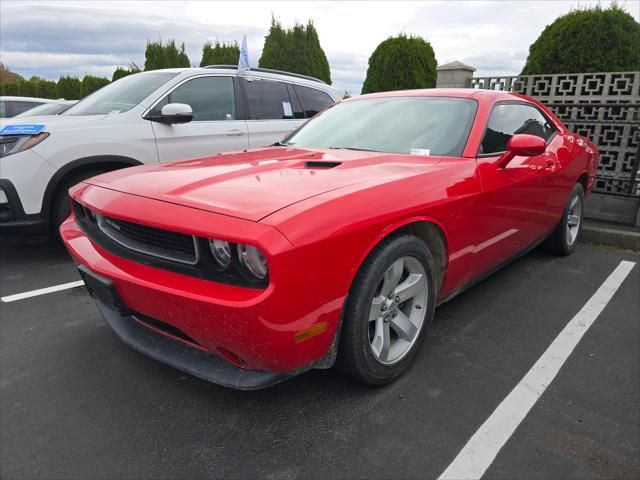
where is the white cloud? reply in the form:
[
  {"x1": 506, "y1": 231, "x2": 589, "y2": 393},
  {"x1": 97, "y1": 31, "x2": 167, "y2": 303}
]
[{"x1": 1, "y1": 0, "x2": 638, "y2": 92}]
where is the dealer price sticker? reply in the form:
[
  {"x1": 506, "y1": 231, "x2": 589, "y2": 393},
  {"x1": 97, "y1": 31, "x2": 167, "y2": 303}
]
[{"x1": 0, "y1": 124, "x2": 46, "y2": 135}]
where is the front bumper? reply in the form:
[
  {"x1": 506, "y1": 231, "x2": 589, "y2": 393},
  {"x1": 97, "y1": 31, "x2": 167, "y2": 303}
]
[
  {"x1": 94, "y1": 299, "x2": 299, "y2": 390},
  {"x1": 0, "y1": 179, "x2": 49, "y2": 237},
  {"x1": 60, "y1": 183, "x2": 343, "y2": 386}
]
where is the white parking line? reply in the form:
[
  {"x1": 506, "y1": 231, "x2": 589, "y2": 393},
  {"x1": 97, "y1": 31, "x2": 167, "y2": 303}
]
[
  {"x1": 439, "y1": 259, "x2": 636, "y2": 480},
  {"x1": 1, "y1": 280, "x2": 85, "y2": 303}
]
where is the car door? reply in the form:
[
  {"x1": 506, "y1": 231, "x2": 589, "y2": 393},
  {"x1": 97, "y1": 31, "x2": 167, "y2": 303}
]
[
  {"x1": 473, "y1": 101, "x2": 558, "y2": 277},
  {"x1": 242, "y1": 78, "x2": 307, "y2": 148},
  {"x1": 150, "y1": 75, "x2": 248, "y2": 162}
]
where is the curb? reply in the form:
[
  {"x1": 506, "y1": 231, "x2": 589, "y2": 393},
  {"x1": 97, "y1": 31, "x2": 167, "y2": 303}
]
[{"x1": 581, "y1": 221, "x2": 640, "y2": 251}]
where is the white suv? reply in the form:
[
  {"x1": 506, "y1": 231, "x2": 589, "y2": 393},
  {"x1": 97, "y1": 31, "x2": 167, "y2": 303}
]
[{"x1": 0, "y1": 67, "x2": 341, "y2": 238}]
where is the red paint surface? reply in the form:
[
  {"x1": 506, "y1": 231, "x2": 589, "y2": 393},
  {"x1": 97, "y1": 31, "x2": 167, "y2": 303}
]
[{"x1": 61, "y1": 88, "x2": 598, "y2": 373}]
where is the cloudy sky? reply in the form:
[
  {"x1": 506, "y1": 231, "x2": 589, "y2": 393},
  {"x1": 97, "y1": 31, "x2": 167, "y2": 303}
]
[{"x1": 1, "y1": 0, "x2": 638, "y2": 94}]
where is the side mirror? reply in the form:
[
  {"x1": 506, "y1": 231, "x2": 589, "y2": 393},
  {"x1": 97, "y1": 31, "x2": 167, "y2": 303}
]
[
  {"x1": 146, "y1": 103, "x2": 193, "y2": 124},
  {"x1": 496, "y1": 134, "x2": 546, "y2": 168}
]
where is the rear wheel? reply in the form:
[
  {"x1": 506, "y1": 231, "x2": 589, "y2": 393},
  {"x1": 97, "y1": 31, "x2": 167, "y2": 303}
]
[
  {"x1": 336, "y1": 234, "x2": 437, "y2": 385},
  {"x1": 544, "y1": 182, "x2": 584, "y2": 256}
]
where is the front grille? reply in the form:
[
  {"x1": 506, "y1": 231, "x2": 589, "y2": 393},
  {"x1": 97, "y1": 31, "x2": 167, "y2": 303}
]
[
  {"x1": 72, "y1": 201, "x2": 268, "y2": 288},
  {"x1": 98, "y1": 215, "x2": 197, "y2": 265},
  {"x1": 73, "y1": 201, "x2": 197, "y2": 265}
]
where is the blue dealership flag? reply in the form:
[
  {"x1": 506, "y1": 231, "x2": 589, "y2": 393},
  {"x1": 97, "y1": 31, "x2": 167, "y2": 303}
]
[{"x1": 238, "y1": 34, "x2": 250, "y2": 75}]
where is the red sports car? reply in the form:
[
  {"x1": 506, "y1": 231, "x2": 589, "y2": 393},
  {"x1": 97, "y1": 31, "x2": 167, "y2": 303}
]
[{"x1": 61, "y1": 89, "x2": 599, "y2": 389}]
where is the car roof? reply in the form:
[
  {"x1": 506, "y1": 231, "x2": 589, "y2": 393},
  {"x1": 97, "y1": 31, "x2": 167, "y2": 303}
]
[
  {"x1": 0, "y1": 96, "x2": 63, "y2": 103},
  {"x1": 163, "y1": 67, "x2": 341, "y2": 97},
  {"x1": 349, "y1": 88, "x2": 524, "y2": 102}
]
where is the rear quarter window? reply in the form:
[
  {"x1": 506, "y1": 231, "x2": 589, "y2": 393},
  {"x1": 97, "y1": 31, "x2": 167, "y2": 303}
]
[
  {"x1": 10, "y1": 101, "x2": 43, "y2": 116},
  {"x1": 293, "y1": 85, "x2": 334, "y2": 118}
]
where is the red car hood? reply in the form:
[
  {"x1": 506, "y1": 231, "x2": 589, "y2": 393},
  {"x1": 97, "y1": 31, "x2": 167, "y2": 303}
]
[{"x1": 85, "y1": 147, "x2": 441, "y2": 221}]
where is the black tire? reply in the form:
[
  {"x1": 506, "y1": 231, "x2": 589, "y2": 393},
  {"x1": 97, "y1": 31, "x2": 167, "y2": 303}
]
[
  {"x1": 50, "y1": 170, "x2": 105, "y2": 237},
  {"x1": 543, "y1": 183, "x2": 585, "y2": 256},
  {"x1": 336, "y1": 234, "x2": 437, "y2": 385}
]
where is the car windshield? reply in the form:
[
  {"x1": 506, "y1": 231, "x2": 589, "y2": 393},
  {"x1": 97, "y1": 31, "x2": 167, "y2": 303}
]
[
  {"x1": 15, "y1": 102, "x2": 75, "y2": 117},
  {"x1": 64, "y1": 72, "x2": 178, "y2": 116},
  {"x1": 283, "y1": 96, "x2": 478, "y2": 156}
]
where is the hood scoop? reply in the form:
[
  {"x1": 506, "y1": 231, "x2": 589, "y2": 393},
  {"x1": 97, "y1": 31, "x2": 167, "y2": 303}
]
[{"x1": 303, "y1": 160, "x2": 342, "y2": 169}]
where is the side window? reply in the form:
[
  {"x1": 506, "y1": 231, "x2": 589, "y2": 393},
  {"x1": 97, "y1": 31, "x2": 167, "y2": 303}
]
[
  {"x1": 286, "y1": 84, "x2": 305, "y2": 119},
  {"x1": 11, "y1": 101, "x2": 43, "y2": 116},
  {"x1": 244, "y1": 79, "x2": 293, "y2": 120},
  {"x1": 152, "y1": 76, "x2": 235, "y2": 121},
  {"x1": 0, "y1": 101, "x2": 7, "y2": 117},
  {"x1": 293, "y1": 85, "x2": 334, "y2": 118},
  {"x1": 481, "y1": 103, "x2": 556, "y2": 154}
]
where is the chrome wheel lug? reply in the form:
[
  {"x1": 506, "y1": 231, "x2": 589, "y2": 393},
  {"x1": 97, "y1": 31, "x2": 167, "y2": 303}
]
[
  {"x1": 381, "y1": 304, "x2": 387, "y2": 311},
  {"x1": 395, "y1": 296, "x2": 400, "y2": 303}
]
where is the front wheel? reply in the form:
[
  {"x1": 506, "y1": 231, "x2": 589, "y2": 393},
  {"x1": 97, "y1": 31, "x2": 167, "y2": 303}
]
[
  {"x1": 336, "y1": 234, "x2": 437, "y2": 385},
  {"x1": 544, "y1": 182, "x2": 585, "y2": 256}
]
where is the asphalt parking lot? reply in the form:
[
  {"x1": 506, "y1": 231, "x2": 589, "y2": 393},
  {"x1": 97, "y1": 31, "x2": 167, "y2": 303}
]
[{"x1": 1, "y1": 240, "x2": 638, "y2": 479}]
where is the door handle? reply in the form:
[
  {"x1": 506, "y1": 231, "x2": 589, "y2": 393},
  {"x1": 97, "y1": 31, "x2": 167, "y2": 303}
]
[{"x1": 226, "y1": 129, "x2": 245, "y2": 136}]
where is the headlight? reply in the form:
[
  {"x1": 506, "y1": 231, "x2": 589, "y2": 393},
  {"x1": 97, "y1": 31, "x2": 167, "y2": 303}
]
[
  {"x1": 238, "y1": 244, "x2": 268, "y2": 280},
  {"x1": 206, "y1": 238, "x2": 269, "y2": 283},
  {"x1": 0, "y1": 133, "x2": 49, "y2": 158},
  {"x1": 208, "y1": 239, "x2": 232, "y2": 269}
]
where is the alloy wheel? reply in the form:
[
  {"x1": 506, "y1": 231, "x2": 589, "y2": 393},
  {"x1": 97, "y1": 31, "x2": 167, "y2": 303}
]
[
  {"x1": 566, "y1": 194, "x2": 582, "y2": 246},
  {"x1": 368, "y1": 256, "x2": 428, "y2": 365}
]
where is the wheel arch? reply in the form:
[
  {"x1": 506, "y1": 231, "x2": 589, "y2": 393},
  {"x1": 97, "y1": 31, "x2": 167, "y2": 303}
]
[
  {"x1": 353, "y1": 216, "x2": 449, "y2": 294},
  {"x1": 42, "y1": 155, "x2": 143, "y2": 219},
  {"x1": 315, "y1": 215, "x2": 449, "y2": 370},
  {"x1": 577, "y1": 171, "x2": 589, "y2": 191}
]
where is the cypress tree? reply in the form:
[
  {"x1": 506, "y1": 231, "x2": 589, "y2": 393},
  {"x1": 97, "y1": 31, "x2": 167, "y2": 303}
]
[
  {"x1": 362, "y1": 34, "x2": 437, "y2": 94},
  {"x1": 200, "y1": 40, "x2": 240, "y2": 66},
  {"x1": 259, "y1": 18, "x2": 331, "y2": 83},
  {"x1": 145, "y1": 39, "x2": 191, "y2": 70},
  {"x1": 178, "y1": 42, "x2": 191, "y2": 67},
  {"x1": 521, "y1": 4, "x2": 640, "y2": 74}
]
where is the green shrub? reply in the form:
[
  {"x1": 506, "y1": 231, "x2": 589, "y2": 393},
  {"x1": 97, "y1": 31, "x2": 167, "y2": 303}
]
[
  {"x1": 18, "y1": 77, "x2": 38, "y2": 97},
  {"x1": 0, "y1": 81, "x2": 20, "y2": 96},
  {"x1": 57, "y1": 76, "x2": 82, "y2": 99},
  {"x1": 362, "y1": 34, "x2": 437, "y2": 94},
  {"x1": 112, "y1": 63, "x2": 142, "y2": 82},
  {"x1": 35, "y1": 79, "x2": 58, "y2": 98},
  {"x1": 80, "y1": 75, "x2": 110, "y2": 97},
  {"x1": 521, "y1": 4, "x2": 640, "y2": 74}
]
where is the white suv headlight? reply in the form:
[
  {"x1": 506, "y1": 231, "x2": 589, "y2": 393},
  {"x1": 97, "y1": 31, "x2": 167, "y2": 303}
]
[{"x1": 0, "y1": 133, "x2": 49, "y2": 158}]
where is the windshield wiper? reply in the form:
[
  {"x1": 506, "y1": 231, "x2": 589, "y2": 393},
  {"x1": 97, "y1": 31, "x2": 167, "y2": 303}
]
[
  {"x1": 329, "y1": 146, "x2": 384, "y2": 153},
  {"x1": 271, "y1": 141, "x2": 288, "y2": 146}
]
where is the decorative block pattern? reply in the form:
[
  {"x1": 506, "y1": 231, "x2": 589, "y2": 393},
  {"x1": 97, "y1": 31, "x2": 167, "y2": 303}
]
[{"x1": 468, "y1": 72, "x2": 640, "y2": 196}]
